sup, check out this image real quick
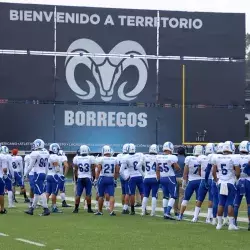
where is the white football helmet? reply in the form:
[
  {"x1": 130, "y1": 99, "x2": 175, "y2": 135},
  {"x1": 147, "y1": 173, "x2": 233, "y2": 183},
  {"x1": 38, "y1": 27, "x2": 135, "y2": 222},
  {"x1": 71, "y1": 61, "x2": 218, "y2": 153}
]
[
  {"x1": 58, "y1": 150, "x2": 65, "y2": 156},
  {"x1": 49, "y1": 143, "x2": 60, "y2": 154},
  {"x1": 223, "y1": 141, "x2": 235, "y2": 153},
  {"x1": 122, "y1": 144, "x2": 129, "y2": 154},
  {"x1": 33, "y1": 139, "x2": 45, "y2": 150},
  {"x1": 1, "y1": 146, "x2": 9, "y2": 154},
  {"x1": 216, "y1": 143, "x2": 224, "y2": 154},
  {"x1": 163, "y1": 141, "x2": 174, "y2": 153},
  {"x1": 149, "y1": 144, "x2": 158, "y2": 154},
  {"x1": 205, "y1": 143, "x2": 216, "y2": 155},
  {"x1": 128, "y1": 143, "x2": 136, "y2": 154},
  {"x1": 80, "y1": 145, "x2": 90, "y2": 155},
  {"x1": 193, "y1": 145, "x2": 203, "y2": 156},
  {"x1": 239, "y1": 140, "x2": 250, "y2": 153},
  {"x1": 102, "y1": 145, "x2": 111, "y2": 155}
]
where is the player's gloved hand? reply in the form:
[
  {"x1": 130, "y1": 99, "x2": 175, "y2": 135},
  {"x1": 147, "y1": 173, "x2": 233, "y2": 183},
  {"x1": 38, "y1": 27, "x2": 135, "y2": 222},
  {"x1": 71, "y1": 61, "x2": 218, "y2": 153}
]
[
  {"x1": 182, "y1": 180, "x2": 187, "y2": 190},
  {"x1": 114, "y1": 179, "x2": 117, "y2": 187}
]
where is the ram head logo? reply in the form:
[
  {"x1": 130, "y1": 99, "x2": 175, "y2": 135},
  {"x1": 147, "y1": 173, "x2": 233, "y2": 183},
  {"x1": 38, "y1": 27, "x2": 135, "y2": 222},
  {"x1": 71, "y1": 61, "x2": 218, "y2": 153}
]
[{"x1": 65, "y1": 39, "x2": 148, "y2": 102}]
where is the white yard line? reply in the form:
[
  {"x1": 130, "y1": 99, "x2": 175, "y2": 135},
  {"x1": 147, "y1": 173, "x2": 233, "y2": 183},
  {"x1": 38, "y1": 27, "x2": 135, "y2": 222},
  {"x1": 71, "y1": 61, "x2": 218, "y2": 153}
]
[
  {"x1": 0, "y1": 233, "x2": 9, "y2": 236},
  {"x1": 15, "y1": 238, "x2": 46, "y2": 247}
]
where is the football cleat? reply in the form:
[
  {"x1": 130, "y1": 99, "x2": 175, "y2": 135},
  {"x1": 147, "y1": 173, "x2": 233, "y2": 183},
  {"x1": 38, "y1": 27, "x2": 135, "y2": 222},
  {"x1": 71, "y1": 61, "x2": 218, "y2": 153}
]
[
  {"x1": 164, "y1": 214, "x2": 176, "y2": 220},
  {"x1": 248, "y1": 222, "x2": 250, "y2": 231},
  {"x1": 52, "y1": 207, "x2": 62, "y2": 213},
  {"x1": 212, "y1": 218, "x2": 217, "y2": 226},
  {"x1": 8, "y1": 205, "x2": 16, "y2": 208},
  {"x1": 110, "y1": 211, "x2": 116, "y2": 216},
  {"x1": 130, "y1": 211, "x2": 135, "y2": 215},
  {"x1": 72, "y1": 208, "x2": 79, "y2": 214},
  {"x1": 206, "y1": 218, "x2": 212, "y2": 224},
  {"x1": 135, "y1": 203, "x2": 142, "y2": 207},
  {"x1": 24, "y1": 207, "x2": 34, "y2": 215},
  {"x1": 216, "y1": 223, "x2": 223, "y2": 230},
  {"x1": 177, "y1": 214, "x2": 183, "y2": 221},
  {"x1": 62, "y1": 200, "x2": 72, "y2": 207},
  {"x1": 40, "y1": 208, "x2": 50, "y2": 216},
  {"x1": 223, "y1": 217, "x2": 229, "y2": 226},
  {"x1": 228, "y1": 224, "x2": 239, "y2": 231},
  {"x1": 191, "y1": 217, "x2": 198, "y2": 223},
  {"x1": 24, "y1": 198, "x2": 30, "y2": 203},
  {"x1": 0, "y1": 209, "x2": 7, "y2": 214},
  {"x1": 94, "y1": 211, "x2": 103, "y2": 215},
  {"x1": 88, "y1": 209, "x2": 94, "y2": 213}
]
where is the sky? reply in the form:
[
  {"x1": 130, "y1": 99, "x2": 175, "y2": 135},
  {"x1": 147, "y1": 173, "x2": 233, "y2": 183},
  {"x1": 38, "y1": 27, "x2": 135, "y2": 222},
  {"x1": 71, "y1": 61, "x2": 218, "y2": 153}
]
[{"x1": 2, "y1": 0, "x2": 250, "y2": 33}]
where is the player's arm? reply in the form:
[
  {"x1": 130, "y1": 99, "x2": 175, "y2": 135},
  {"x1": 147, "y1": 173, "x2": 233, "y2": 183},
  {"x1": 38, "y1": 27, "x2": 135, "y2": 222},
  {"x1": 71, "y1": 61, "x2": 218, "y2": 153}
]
[
  {"x1": 205, "y1": 163, "x2": 212, "y2": 181},
  {"x1": 212, "y1": 165, "x2": 218, "y2": 183},
  {"x1": 19, "y1": 157, "x2": 24, "y2": 175},
  {"x1": 91, "y1": 164, "x2": 96, "y2": 180},
  {"x1": 114, "y1": 164, "x2": 119, "y2": 180},
  {"x1": 24, "y1": 154, "x2": 36, "y2": 176},
  {"x1": 119, "y1": 160, "x2": 128, "y2": 180},
  {"x1": 96, "y1": 164, "x2": 102, "y2": 180},
  {"x1": 173, "y1": 162, "x2": 180, "y2": 172},
  {"x1": 234, "y1": 165, "x2": 241, "y2": 180},
  {"x1": 63, "y1": 160, "x2": 69, "y2": 176}
]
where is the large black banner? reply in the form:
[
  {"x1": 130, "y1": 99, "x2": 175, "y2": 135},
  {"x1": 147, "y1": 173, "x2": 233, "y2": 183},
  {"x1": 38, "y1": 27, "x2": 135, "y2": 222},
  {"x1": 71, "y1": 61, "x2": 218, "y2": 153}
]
[
  {"x1": 0, "y1": 3, "x2": 54, "y2": 50},
  {"x1": 159, "y1": 11, "x2": 245, "y2": 58},
  {"x1": 0, "y1": 54, "x2": 55, "y2": 100},
  {"x1": 158, "y1": 60, "x2": 245, "y2": 105},
  {"x1": 0, "y1": 104, "x2": 54, "y2": 149},
  {"x1": 185, "y1": 108, "x2": 245, "y2": 143}
]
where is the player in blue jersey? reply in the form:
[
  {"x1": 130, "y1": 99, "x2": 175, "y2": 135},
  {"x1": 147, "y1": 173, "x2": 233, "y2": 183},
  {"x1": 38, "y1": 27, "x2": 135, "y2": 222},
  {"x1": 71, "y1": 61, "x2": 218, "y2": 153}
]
[
  {"x1": 212, "y1": 141, "x2": 240, "y2": 230},
  {"x1": 157, "y1": 142, "x2": 180, "y2": 219},
  {"x1": 178, "y1": 145, "x2": 203, "y2": 221},
  {"x1": 73, "y1": 145, "x2": 95, "y2": 214},
  {"x1": 141, "y1": 144, "x2": 160, "y2": 216},
  {"x1": 24, "y1": 139, "x2": 50, "y2": 216},
  {"x1": 95, "y1": 145, "x2": 119, "y2": 216},
  {"x1": 120, "y1": 144, "x2": 144, "y2": 215},
  {"x1": 192, "y1": 143, "x2": 216, "y2": 223},
  {"x1": 233, "y1": 140, "x2": 250, "y2": 230},
  {"x1": 46, "y1": 143, "x2": 62, "y2": 213}
]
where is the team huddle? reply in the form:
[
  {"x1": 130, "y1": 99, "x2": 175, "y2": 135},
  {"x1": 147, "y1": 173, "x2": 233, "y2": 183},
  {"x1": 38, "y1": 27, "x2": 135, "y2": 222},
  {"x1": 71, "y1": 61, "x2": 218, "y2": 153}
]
[{"x1": 0, "y1": 139, "x2": 250, "y2": 231}]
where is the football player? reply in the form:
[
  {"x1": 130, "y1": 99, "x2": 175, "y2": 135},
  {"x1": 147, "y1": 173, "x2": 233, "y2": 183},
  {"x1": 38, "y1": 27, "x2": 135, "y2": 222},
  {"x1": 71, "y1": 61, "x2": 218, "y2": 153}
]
[
  {"x1": 73, "y1": 145, "x2": 95, "y2": 213},
  {"x1": 212, "y1": 141, "x2": 240, "y2": 230},
  {"x1": 192, "y1": 143, "x2": 216, "y2": 223},
  {"x1": 0, "y1": 145, "x2": 8, "y2": 214},
  {"x1": 120, "y1": 143, "x2": 144, "y2": 215},
  {"x1": 233, "y1": 141, "x2": 250, "y2": 228},
  {"x1": 11, "y1": 148, "x2": 29, "y2": 203},
  {"x1": 157, "y1": 142, "x2": 180, "y2": 219},
  {"x1": 95, "y1": 145, "x2": 119, "y2": 216},
  {"x1": 116, "y1": 143, "x2": 130, "y2": 214},
  {"x1": 1, "y1": 146, "x2": 14, "y2": 209},
  {"x1": 141, "y1": 144, "x2": 160, "y2": 216},
  {"x1": 24, "y1": 139, "x2": 50, "y2": 216},
  {"x1": 178, "y1": 145, "x2": 203, "y2": 221},
  {"x1": 46, "y1": 143, "x2": 61, "y2": 213},
  {"x1": 58, "y1": 150, "x2": 71, "y2": 207}
]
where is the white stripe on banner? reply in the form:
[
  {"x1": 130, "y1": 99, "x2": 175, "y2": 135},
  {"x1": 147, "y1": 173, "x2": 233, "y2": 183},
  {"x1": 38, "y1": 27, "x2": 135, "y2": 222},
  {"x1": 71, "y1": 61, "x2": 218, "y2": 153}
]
[
  {"x1": 0, "y1": 233, "x2": 9, "y2": 236},
  {"x1": 15, "y1": 238, "x2": 46, "y2": 247}
]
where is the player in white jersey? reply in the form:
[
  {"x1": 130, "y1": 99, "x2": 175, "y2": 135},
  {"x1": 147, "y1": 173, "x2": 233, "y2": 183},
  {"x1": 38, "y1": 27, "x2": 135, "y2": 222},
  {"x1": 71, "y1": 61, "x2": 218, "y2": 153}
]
[
  {"x1": 0, "y1": 145, "x2": 8, "y2": 214},
  {"x1": 120, "y1": 143, "x2": 144, "y2": 215},
  {"x1": 116, "y1": 144, "x2": 130, "y2": 214},
  {"x1": 1, "y1": 146, "x2": 14, "y2": 209},
  {"x1": 11, "y1": 148, "x2": 30, "y2": 203},
  {"x1": 141, "y1": 144, "x2": 160, "y2": 216},
  {"x1": 156, "y1": 142, "x2": 180, "y2": 219},
  {"x1": 95, "y1": 145, "x2": 119, "y2": 216},
  {"x1": 73, "y1": 145, "x2": 96, "y2": 214},
  {"x1": 24, "y1": 139, "x2": 50, "y2": 216},
  {"x1": 178, "y1": 145, "x2": 203, "y2": 221},
  {"x1": 58, "y1": 150, "x2": 71, "y2": 208},
  {"x1": 233, "y1": 141, "x2": 250, "y2": 229},
  {"x1": 46, "y1": 143, "x2": 62, "y2": 213},
  {"x1": 212, "y1": 141, "x2": 240, "y2": 230},
  {"x1": 192, "y1": 143, "x2": 216, "y2": 223}
]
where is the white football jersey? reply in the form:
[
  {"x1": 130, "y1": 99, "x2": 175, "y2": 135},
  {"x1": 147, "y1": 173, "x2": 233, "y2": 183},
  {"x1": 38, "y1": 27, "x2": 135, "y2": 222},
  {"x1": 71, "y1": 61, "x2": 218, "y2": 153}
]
[
  {"x1": 47, "y1": 154, "x2": 60, "y2": 176},
  {"x1": 97, "y1": 156, "x2": 118, "y2": 177},
  {"x1": 58, "y1": 155, "x2": 68, "y2": 176},
  {"x1": 116, "y1": 153, "x2": 129, "y2": 178},
  {"x1": 197, "y1": 154, "x2": 214, "y2": 179},
  {"x1": 156, "y1": 154, "x2": 178, "y2": 177},
  {"x1": 0, "y1": 154, "x2": 13, "y2": 176},
  {"x1": 143, "y1": 154, "x2": 158, "y2": 178},
  {"x1": 73, "y1": 155, "x2": 95, "y2": 178},
  {"x1": 185, "y1": 156, "x2": 202, "y2": 181},
  {"x1": 0, "y1": 154, "x2": 4, "y2": 178},
  {"x1": 11, "y1": 155, "x2": 23, "y2": 173},
  {"x1": 125, "y1": 153, "x2": 144, "y2": 178},
  {"x1": 235, "y1": 154, "x2": 250, "y2": 180},
  {"x1": 29, "y1": 149, "x2": 50, "y2": 174},
  {"x1": 214, "y1": 154, "x2": 239, "y2": 184}
]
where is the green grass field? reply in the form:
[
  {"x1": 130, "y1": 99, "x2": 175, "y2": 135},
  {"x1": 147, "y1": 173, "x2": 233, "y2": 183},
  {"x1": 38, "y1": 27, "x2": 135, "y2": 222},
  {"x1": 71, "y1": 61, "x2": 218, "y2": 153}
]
[{"x1": 0, "y1": 183, "x2": 249, "y2": 250}]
